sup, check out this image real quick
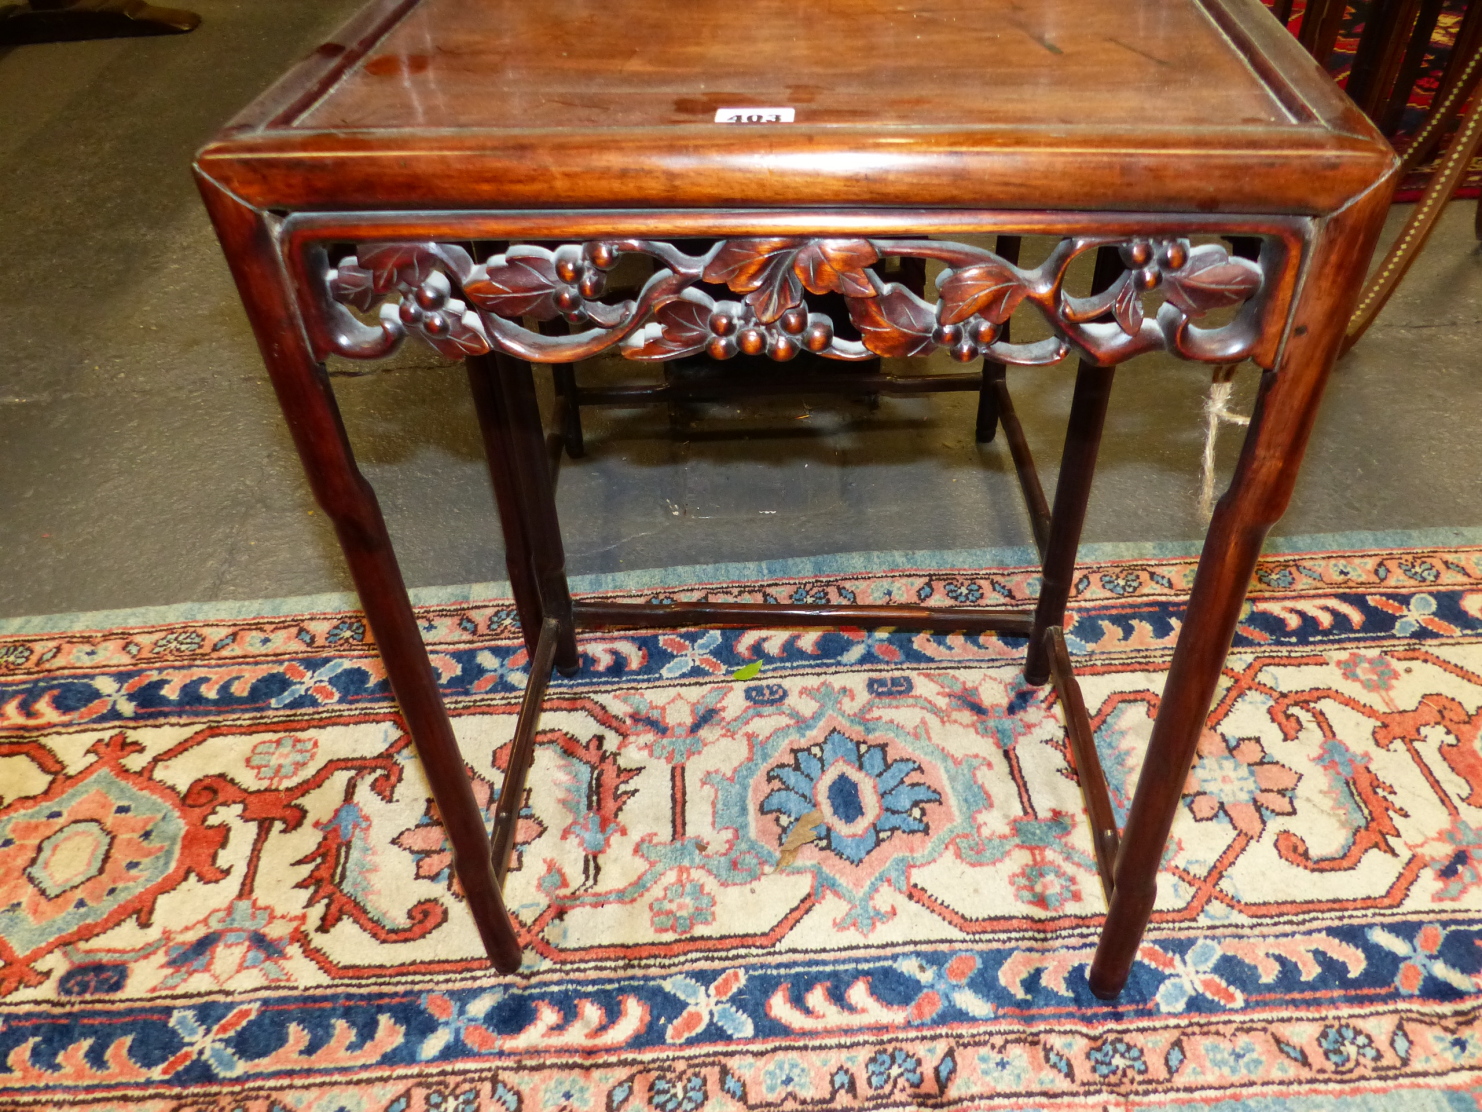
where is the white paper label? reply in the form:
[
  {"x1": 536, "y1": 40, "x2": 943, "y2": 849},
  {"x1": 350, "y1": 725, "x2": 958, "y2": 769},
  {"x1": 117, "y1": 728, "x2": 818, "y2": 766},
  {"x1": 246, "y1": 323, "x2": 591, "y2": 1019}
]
[{"x1": 714, "y1": 107, "x2": 795, "y2": 124}]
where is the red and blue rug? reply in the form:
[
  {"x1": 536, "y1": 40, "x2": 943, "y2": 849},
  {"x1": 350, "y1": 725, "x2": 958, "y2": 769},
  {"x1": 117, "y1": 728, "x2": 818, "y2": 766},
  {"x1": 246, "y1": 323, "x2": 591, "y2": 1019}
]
[{"x1": 2, "y1": 531, "x2": 1482, "y2": 1109}]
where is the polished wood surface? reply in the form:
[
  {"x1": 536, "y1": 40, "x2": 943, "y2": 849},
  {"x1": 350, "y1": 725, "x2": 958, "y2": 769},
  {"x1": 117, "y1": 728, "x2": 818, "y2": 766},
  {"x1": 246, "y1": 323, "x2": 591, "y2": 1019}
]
[
  {"x1": 297, "y1": 0, "x2": 1284, "y2": 131},
  {"x1": 196, "y1": 0, "x2": 1399, "y2": 1001},
  {"x1": 197, "y1": 0, "x2": 1390, "y2": 213}
]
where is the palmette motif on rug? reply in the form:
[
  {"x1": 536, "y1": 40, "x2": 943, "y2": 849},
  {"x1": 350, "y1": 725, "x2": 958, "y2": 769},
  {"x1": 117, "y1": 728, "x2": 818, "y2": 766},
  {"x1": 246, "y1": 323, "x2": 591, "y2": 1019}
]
[{"x1": 2, "y1": 543, "x2": 1482, "y2": 1110}]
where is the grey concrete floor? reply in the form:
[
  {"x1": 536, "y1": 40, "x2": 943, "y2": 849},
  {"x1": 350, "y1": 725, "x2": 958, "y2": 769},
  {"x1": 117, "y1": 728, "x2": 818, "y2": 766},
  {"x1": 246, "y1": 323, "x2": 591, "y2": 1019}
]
[{"x1": 2, "y1": 3, "x2": 1480, "y2": 620}]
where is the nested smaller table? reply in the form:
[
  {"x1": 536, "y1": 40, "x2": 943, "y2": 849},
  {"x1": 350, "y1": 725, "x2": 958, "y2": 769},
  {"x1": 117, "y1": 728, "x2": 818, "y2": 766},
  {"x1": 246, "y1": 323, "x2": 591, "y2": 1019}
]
[{"x1": 196, "y1": 0, "x2": 1396, "y2": 999}]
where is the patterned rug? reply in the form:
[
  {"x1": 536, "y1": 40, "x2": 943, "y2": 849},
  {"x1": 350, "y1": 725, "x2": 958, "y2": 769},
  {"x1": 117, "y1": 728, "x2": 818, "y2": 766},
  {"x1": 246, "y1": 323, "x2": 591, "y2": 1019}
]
[{"x1": 3, "y1": 531, "x2": 1482, "y2": 1111}]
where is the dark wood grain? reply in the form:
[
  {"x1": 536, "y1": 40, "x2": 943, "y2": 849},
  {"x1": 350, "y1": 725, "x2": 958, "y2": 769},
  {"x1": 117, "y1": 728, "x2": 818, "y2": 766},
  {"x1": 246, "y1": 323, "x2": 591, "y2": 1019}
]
[
  {"x1": 494, "y1": 354, "x2": 579, "y2": 675},
  {"x1": 1024, "y1": 247, "x2": 1124, "y2": 685},
  {"x1": 975, "y1": 234, "x2": 1022, "y2": 443},
  {"x1": 296, "y1": 0, "x2": 1284, "y2": 132},
  {"x1": 1403, "y1": 0, "x2": 1482, "y2": 171},
  {"x1": 490, "y1": 617, "x2": 559, "y2": 886},
  {"x1": 1344, "y1": 0, "x2": 1421, "y2": 119},
  {"x1": 467, "y1": 354, "x2": 544, "y2": 658}
]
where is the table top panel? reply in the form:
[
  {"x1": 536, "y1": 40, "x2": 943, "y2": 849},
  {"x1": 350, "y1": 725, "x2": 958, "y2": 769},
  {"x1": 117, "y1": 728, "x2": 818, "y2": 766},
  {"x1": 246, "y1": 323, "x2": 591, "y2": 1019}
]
[
  {"x1": 293, "y1": 0, "x2": 1287, "y2": 132},
  {"x1": 197, "y1": 0, "x2": 1396, "y2": 216}
]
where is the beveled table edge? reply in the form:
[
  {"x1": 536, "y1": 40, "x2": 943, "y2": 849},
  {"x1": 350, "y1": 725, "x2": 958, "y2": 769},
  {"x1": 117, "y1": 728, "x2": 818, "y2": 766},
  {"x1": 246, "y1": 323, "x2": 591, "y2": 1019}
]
[{"x1": 194, "y1": 135, "x2": 1396, "y2": 219}]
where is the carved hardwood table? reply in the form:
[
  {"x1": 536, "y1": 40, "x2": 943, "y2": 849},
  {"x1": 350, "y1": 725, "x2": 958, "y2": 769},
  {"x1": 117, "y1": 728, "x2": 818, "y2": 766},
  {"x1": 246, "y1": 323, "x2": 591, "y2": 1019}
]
[{"x1": 196, "y1": 0, "x2": 1396, "y2": 999}]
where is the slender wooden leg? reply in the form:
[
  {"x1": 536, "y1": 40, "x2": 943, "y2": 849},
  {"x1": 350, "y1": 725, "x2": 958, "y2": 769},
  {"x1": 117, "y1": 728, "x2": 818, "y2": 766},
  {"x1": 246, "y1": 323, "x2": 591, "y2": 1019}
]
[
  {"x1": 1087, "y1": 176, "x2": 1396, "y2": 1000},
  {"x1": 1379, "y1": 0, "x2": 1445, "y2": 134},
  {"x1": 975, "y1": 234, "x2": 1021, "y2": 443},
  {"x1": 1022, "y1": 360, "x2": 1114, "y2": 684},
  {"x1": 493, "y1": 354, "x2": 581, "y2": 675},
  {"x1": 977, "y1": 364, "x2": 1005, "y2": 444},
  {"x1": 491, "y1": 618, "x2": 560, "y2": 883},
  {"x1": 538, "y1": 320, "x2": 584, "y2": 460},
  {"x1": 1398, "y1": 11, "x2": 1482, "y2": 175},
  {"x1": 467, "y1": 354, "x2": 545, "y2": 658},
  {"x1": 1023, "y1": 246, "x2": 1124, "y2": 685},
  {"x1": 1343, "y1": 0, "x2": 1418, "y2": 121},
  {"x1": 553, "y1": 364, "x2": 586, "y2": 458},
  {"x1": 196, "y1": 174, "x2": 524, "y2": 974}
]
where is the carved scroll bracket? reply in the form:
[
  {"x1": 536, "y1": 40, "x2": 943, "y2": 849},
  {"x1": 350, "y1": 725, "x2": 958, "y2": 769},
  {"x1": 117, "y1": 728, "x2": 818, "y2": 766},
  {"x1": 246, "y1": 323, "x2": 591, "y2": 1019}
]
[{"x1": 310, "y1": 233, "x2": 1269, "y2": 371}]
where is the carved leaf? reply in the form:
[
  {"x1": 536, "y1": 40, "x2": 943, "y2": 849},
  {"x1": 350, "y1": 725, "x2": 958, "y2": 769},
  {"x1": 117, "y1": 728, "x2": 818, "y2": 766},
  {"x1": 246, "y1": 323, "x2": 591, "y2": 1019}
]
[
  {"x1": 463, "y1": 249, "x2": 561, "y2": 320},
  {"x1": 704, "y1": 238, "x2": 804, "y2": 323},
  {"x1": 1113, "y1": 279, "x2": 1144, "y2": 335},
  {"x1": 704, "y1": 237, "x2": 803, "y2": 289},
  {"x1": 1161, "y1": 247, "x2": 1262, "y2": 315},
  {"x1": 654, "y1": 294, "x2": 714, "y2": 344},
  {"x1": 847, "y1": 283, "x2": 937, "y2": 358},
  {"x1": 745, "y1": 275, "x2": 803, "y2": 323},
  {"x1": 622, "y1": 292, "x2": 714, "y2": 359},
  {"x1": 423, "y1": 310, "x2": 491, "y2": 359},
  {"x1": 357, "y1": 244, "x2": 444, "y2": 293},
  {"x1": 936, "y1": 261, "x2": 1026, "y2": 325},
  {"x1": 793, "y1": 239, "x2": 879, "y2": 298},
  {"x1": 623, "y1": 325, "x2": 709, "y2": 361},
  {"x1": 329, "y1": 262, "x2": 379, "y2": 312}
]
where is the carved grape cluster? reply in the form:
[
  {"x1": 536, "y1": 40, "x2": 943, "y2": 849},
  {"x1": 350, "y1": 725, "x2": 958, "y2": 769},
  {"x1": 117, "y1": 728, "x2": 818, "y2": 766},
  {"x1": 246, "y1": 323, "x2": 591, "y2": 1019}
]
[
  {"x1": 625, "y1": 292, "x2": 837, "y2": 361},
  {"x1": 395, "y1": 271, "x2": 468, "y2": 340},
  {"x1": 1077, "y1": 237, "x2": 1263, "y2": 336},
  {"x1": 329, "y1": 244, "x2": 492, "y2": 359},
  {"x1": 704, "y1": 302, "x2": 835, "y2": 361},
  {"x1": 320, "y1": 233, "x2": 1269, "y2": 370},
  {"x1": 550, "y1": 243, "x2": 616, "y2": 321},
  {"x1": 461, "y1": 242, "x2": 624, "y2": 326},
  {"x1": 929, "y1": 318, "x2": 1003, "y2": 363},
  {"x1": 1120, "y1": 237, "x2": 1189, "y2": 290}
]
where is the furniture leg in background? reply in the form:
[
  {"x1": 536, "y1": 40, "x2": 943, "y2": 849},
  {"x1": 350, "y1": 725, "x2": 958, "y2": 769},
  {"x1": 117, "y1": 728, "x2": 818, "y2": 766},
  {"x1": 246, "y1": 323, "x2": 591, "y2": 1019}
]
[{"x1": 0, "y1": 0, "x2": 197, "y2": 44}]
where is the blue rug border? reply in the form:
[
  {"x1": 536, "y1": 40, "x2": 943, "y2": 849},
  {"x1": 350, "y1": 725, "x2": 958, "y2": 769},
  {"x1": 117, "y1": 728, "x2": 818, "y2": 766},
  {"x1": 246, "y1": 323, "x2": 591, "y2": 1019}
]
[{"x1": 4, "y1": 524, "x2": 1481, "y2": 637}]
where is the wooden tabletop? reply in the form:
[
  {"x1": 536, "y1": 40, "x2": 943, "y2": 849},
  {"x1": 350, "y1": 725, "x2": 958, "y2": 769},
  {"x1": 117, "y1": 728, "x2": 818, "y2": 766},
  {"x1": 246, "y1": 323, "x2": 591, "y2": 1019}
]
[{"x1": 198, "y1": 0, "x2": 1394, "y2": 216}]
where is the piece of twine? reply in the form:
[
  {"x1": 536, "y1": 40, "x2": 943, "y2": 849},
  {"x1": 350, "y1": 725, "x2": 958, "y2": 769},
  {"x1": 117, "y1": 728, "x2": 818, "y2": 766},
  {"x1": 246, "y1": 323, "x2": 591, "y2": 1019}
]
[{"x1": 1199, "y1": 363, "x2": 1249, "y2": 521}]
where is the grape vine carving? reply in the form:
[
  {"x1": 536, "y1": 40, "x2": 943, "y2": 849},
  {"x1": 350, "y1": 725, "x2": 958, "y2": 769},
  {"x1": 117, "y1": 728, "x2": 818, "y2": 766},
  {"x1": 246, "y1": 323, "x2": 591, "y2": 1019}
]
[{"x1": 317, "y1": 234, "x2": 1267, "y2": 368}]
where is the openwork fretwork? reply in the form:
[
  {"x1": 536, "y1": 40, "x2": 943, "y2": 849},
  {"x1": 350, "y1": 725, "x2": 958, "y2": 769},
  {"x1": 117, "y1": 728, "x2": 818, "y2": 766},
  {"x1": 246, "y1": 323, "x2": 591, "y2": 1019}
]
[{"x1": 318, "y1": 236, "x2": 1268, "y2": 368}]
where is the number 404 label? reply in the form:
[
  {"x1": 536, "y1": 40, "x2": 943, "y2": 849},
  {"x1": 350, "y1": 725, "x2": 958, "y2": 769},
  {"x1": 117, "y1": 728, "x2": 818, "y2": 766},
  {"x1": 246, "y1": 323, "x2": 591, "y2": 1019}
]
[{"x1": 714, "y1": 107, "x2": 795, "y2": 123}]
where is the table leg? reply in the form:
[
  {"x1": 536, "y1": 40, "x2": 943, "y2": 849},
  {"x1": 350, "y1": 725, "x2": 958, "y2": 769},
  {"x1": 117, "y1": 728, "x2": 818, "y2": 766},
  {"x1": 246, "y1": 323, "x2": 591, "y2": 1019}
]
[
  {"x1": 467, "y1": 354, "x2": 545, "y2": 659},
  {"x1": 1023, "y1": 246, "x2": 1125, "y2": 685},
  {"x1": 553, "y1": 364, "x2": 586, "y2": 459},
  {"x1": 975, "y1": 234, "x2": 1022, "y2": 443},
  {"x1": 491, "y1": 354, "x2": 580, "y2": 675},
  {"x1": 1087, "y1": 179, "x2": 1396, "y2": 999},
  {"x1": 196, "y1": 176, "x2": 524, "y2": 973},
  {"x1": 1023, "y1": 361, "x2": 1114, "y2": 685}
]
